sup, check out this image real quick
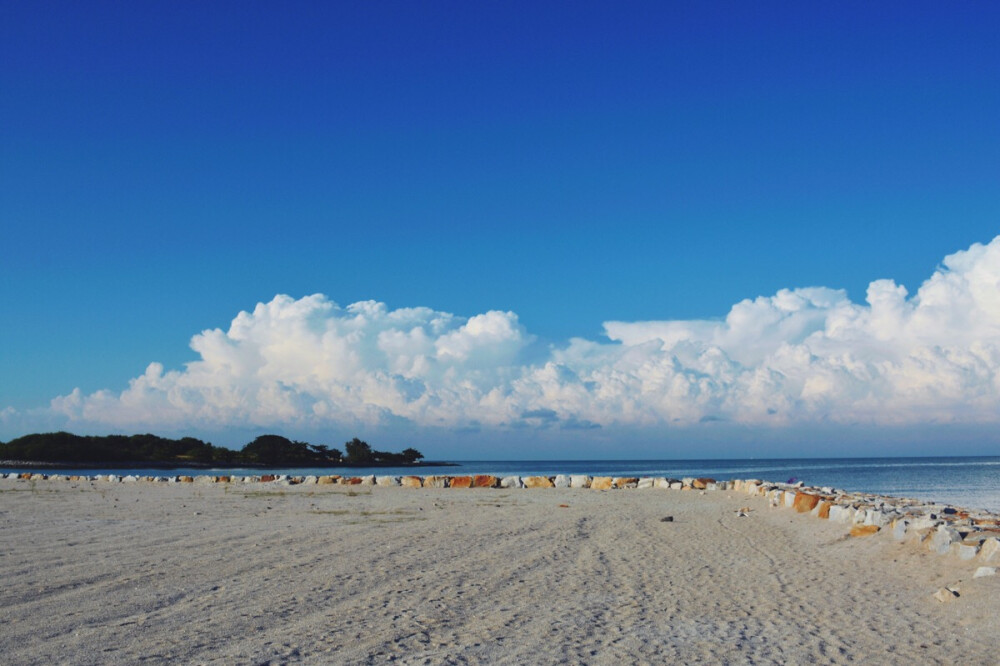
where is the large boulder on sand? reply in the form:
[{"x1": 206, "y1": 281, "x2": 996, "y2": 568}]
[
  {"x1": 590, "y1": 477, "x2": 613, "y2": 490},
  {"x1": 422, "y1": 476, "x2": 449, "y2": 488},
  {"x1": 472, "y1": 475, "x2": 498, "y2": 488},
  {"x1": 523, "y1": 476, "x2": 555, "y2": 488},
  {"x1": 929, "y1": 525, "x2": 963, "y2": 555},
  {"x1": 850, "y1": 525, "x2": 880, "y2": 537},
  {"x1": 979, "y1": 537, "x2": 1000, "y2": 562},
  {"x1": 793, "y1": 492, "x2": 821, "y2": 513}
]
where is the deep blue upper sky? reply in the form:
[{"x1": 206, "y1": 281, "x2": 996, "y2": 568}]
[{"x1": 2, "y1": 2, "x2": 999, "y2": 451}]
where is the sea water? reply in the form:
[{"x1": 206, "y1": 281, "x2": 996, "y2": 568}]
[{"x1": 5, "y1": 456, "x2": 999, "y2": 511}]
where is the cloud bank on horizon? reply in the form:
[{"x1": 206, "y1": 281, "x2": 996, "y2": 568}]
[{"x1": 18, "y1": 237, "x2": 1000, "y2": 434}]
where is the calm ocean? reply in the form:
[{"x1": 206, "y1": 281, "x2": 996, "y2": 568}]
[{"x1": 6, "y1": 456, "x2": 999, "y2": 512}]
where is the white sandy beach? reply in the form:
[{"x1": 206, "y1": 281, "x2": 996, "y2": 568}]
[{"x1": 1, "y1": 478, "x2": 997, "y2": 665}]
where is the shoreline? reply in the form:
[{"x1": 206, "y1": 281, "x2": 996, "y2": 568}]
[{"x1": 5, "y1": 455, "x2": 996, "y2": 511}]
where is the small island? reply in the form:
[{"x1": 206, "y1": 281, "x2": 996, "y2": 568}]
[{"x1": 0, "y1": 432, "x2": 447, "y2": 469}]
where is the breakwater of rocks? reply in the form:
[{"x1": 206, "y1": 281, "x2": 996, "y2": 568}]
[{"x1": 4, "y1": 471, "x2": 998, "y2": 576}]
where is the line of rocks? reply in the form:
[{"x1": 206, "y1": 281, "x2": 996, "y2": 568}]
[
  {"x1": 0, "y1": 472, "x2": 726, "y2": 490},
  {"x1": 728, "y1": 478, "x2": 1000, "y2": 577},
  {"x1": 4, "y1": 471, "x2": 998, "y2": 573}
]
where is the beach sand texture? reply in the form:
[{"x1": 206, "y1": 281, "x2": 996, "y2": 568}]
[{"x1": 1, "y1": 479, "x2": 997, "y2": 664}]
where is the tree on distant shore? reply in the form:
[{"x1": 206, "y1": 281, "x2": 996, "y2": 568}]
[
  {"x1": 344, "y1": 437, "x2": 374, "y2": 464},
  {"x1": 309, "y1": 443, "x2": 342, "y2": 463},
  {"x1": 241, "y1": 435, "x2": 314, "y2": 465},
  {"x1": 0, "y1": 431, "x2": 423, "y2": 467}
]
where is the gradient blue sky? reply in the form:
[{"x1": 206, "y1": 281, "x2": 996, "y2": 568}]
[{"x1": 2, "y1": 2, "x2": 999, "y2": 457}]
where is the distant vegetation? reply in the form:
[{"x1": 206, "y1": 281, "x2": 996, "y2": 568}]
[{"x1": 0, "y1": 432, "x2": 425, "y2": 468}]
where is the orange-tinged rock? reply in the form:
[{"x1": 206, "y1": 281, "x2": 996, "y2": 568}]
[
  {"x1": 817, "y1": 502, "x2": 832, "y2": 519},
  {"x1": 179, "y1": 476, "x2": 194, "y2": 483},
  {"x1": 472, "y1": 475, "x2": 498, "y2": 488},
  {"x1": 692, "y1": 478, "x2": 715, "y2": 490},
  {"x1": 214, "y1": 476, "x2": 231, "y2": 483},
  {"x1": 259, "y1": 475, "x2": 276, "y2": 483},
  {"x1": 850, "y1": 525, "x2": 880, "y2": 537},
  {"x1": 345, "y1": 477, "x2": 363, "y2": 485},
  {"x1": 793, "y1": 492, "x2": 820, "y2": 513},
  {"x1": 613, "y1": 477, "x2": 639, "y2": 489},
  {"x1": 591, "y1": 477, "x2": 613, "y2": 490},
  {"x1": 450, "y1": 476, "x2": 473, "y2": 488},
  {"x1": 422, "y1": 475, "x2": 448, "y2": 488},
  {"x1": 523, "y1": 476, "x2": 554, "y2": 488},
  {"x1": 400, "y1": 476, "x2": 423, "y2": 488}
]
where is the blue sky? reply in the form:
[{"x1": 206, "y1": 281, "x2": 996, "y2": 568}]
[{"x1": 2, "y1": 2, "x2": 999, "y2": 457}]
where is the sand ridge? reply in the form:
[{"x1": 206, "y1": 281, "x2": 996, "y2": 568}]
[{"x1": 0, "y1": 479, "x2": 997, "y2": 664}]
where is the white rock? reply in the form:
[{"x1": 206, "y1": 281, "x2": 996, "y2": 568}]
[
  {"x1": 302, "y1": 475, "x2": 318, "y2": 485},
  {"x1": 973, "y1": 566, "x2": 997, "y2": 578},
  {"x1": 669, "y1": 482, "x2": 683, "y2": 490},
  {"x1": 908, "y1": 516, "x2": 939, "y2": 531},
  {"x1": 829, "y1": 505, "x2": 854, "y2": 524},
  {"x1": 375, "y1": 476, "x2": 399, "y2": 486},
  {"x1": 933, "y1": 587, "x2": 959, "y2": 603},
  {"x1": 783, "y1": 492, "x2": 796, "y2": 508},
  {"x1": 930, "y1": 525, "x2": 963, "y2": 555},
  {"x1": 864, "y1": 510, "x2": 891, "y2": 528},
  {"x1": 636, "y1": 477, "x2": 655, "y2": 489},
  {"x1": 953, "y1": 542, "x2": 980, "y2": 560},
  {"x1": 978, "y1": 537, "x2": 1000, "y2": 562},
  {"x1": 359, "y1": 475, "x2": 376, "y2": 486},
  {"x1": 553, "y1": 474, "x2": 571, "y2": 488},
  {"x1": 570, "y1": 475, "x2": 592, "y2": 488},
  {"x1": 891, "y1": 519, "x2": 908, "y2": 541},
  {"x1": 653, "y1": 478, "x2": 671, "y2": 490},
  {"x1": 500, "y1": 476, "x2": 523, "y2": 488}
]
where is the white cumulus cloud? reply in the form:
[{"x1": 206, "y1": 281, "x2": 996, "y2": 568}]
[{"x1": 43, "y1": 236, "x2": 1000, "y2": 432}]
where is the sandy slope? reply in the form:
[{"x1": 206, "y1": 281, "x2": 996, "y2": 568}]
[{"x1": 0, "y1": 479, "x2": 996, "y2": 665}]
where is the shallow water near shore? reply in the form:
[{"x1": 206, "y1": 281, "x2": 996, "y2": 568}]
[{"x1": 4, "y1": 455, "x2": 998, "y2": 510}]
